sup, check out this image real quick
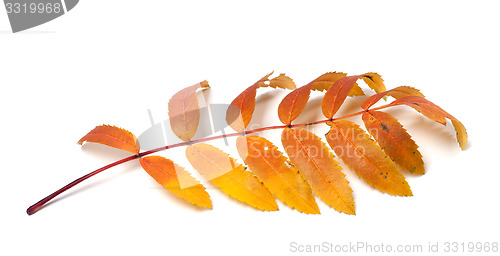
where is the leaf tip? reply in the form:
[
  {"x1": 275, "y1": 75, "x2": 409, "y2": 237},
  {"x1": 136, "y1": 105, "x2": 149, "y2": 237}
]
[
  {"x1": 200, "y1": 80, "x2": 210, "y2": 88},
  {"x1": 344, "y1": 208, "x2": 356, "y2": 215},
  {"x1": 396, "y1": 185, "x2": 413, "y2": 197},
  {"x1": 196, "y1": 198, "x2": 213, "y2": 209}
]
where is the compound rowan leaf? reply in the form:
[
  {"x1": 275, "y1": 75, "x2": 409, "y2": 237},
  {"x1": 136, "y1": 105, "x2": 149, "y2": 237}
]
[
  {"x1": 236, "y1": 136, "x2": 319, "y2": 214},
  {"x1": 277, "y1": 72, "x2": 346, "y2": 125},
  {"x1": 186, "y1": 143, "x2": 278, "y2": 211},
  {"x1": 168, "y1": 81, "x2": 210, "y2": 142},
  {"x1": 139, "y1": 156, "x2": 212, "y2": 208},
  {"x1": 389, "y1": 96, "x2": 468, "y2": 149},
  {"x1": 326, "y1": 121, "x2": 412, "y2": 196},
  {"x1": 281, "y1": 128, "x2": 355, "y2": 215},
  {"x1": 361, "y1": 86, "x2": 425, "y2": 110},
  {"x1": 27, "y1": 71, "x2": 470, "y2": 217},
  {"x1": 362, "y1": 111, "x2": 425, "y2": 174},
  {"x1": 78, "y1": 125, "x2": 140, "y2": 155},
  {"x1": 226, "y1": 72, "x2": 296, "y2": 132}
]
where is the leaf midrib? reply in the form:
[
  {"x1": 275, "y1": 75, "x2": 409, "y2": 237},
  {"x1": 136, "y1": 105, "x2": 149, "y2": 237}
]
[
  {"x1": 289, "y1": 129, "x2": 352, "y2": 212},
  {"x1": 367, "y1": 112, "x2": 422, "y2": 171},
  {"x1": 251, "y1": 142, "x2": 318, "y2": 213},
  {"x1": 89, "y1": 130, "x2": 135, "y2": 152}
]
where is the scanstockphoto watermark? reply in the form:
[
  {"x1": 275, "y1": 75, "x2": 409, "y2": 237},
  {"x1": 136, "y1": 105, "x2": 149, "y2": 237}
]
[
  {"x1": 289, "y1": 241, "x2": 499, "y2": 254},
  {"x1": 290, "y1": 241, "x2": 424, "y2": 254}
]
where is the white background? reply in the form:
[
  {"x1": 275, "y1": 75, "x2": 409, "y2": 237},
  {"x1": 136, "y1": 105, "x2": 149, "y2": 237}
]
[{"x1": 1, "y1": 1, "x2": 499, "y2": 255}]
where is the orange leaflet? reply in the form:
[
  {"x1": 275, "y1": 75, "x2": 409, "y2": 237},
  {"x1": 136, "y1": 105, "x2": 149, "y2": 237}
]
[
  {"x1": 322, "y1": 74, "x2": 387, "y2": 119},
  {"x1": 139, "y1": 156, "x2": 212, "y2": 208},
  {"x1": 267, "y1": 73, "x2": 296, "y2": 90},
  {"x1": 308, "y1": 72, "x2": 348, "y2": 91},
  {"x1": 361, "y1": 73, "x2": 386, "y2": 94},
  {"x1": 226, "y1": 72, "x2": 296, "y2": 132},
  {"x1": 277, "y1": 84, "x2": 312, "y2": 125},
  {"x1": 361, "y1": 86, "x2": 425, "y2": 110},
  {"x1": 277, "y1": 72, "x2": 347, "y2": 125},
  {"x1": 326, "y1": 121, "x2": 413, "y2": 196},
  {"x1": 390, "y1": 96, "x2": 447, "y2": 124},
  {"x1": 185, "y1": 143, "x2": 278, "y2": 211},
  {"x1": 281, "y1": 128, "x2": 355, "y2": 215},
  {"x1": 78, "y1": 125, "x2": 140, "y2": 154},
  {"x1": 236, "y1": 136, "x2": 319, "y2": 214},
  {"x1": 389, "y1": 96, "x2": 467, "y2": 149},
  {"x1": 322, "y1": 75, "x2": 362, "y2": 119},
  {"x1": 278, "y1": 72, "x2": 348, "y2": 125},
  {"x1": 168, "y1": 81, "x2": 210, "y2": 142},
  {"x1": 310, "y1": 72, "x2": 366, "y2": 96},
  {"x1": 362, "y1": 111, "x2": 425, "y2": 174}
]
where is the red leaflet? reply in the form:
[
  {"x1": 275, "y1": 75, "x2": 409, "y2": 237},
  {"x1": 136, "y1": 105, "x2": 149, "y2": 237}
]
[
  {"x1": 361, "y1": 86, "x2": 425, "y2": 110},
  {"x1": 278, "y1": 72, "x2": 347, "y2": 125},
  {"x1": 322, "y1": 73, "x2": 387, "y2": 118},
  {"x1": 390, "y1": 96, "x2": 447, "y2": 124},
  {"x1": 278, "y1": 84, "x2": 312, "y2": 125},
  {"x1": 389, "y1": 96, "x2": 467, "y2": 149},
  {"x1": 322, "y1": 75, "x2": 362, "y2": 119},
  {"x1": 226, "y1": 72, "x2": 296, "y2": 132}
]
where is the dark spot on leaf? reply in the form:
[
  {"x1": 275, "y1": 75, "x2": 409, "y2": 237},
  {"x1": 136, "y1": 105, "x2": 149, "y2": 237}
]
[
  {"x1": 381, "y1": 123, "x2": 389, "y2": 132},
  {"x1": 383, "y1": 175, "x2": 388, "y2": 179}
]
